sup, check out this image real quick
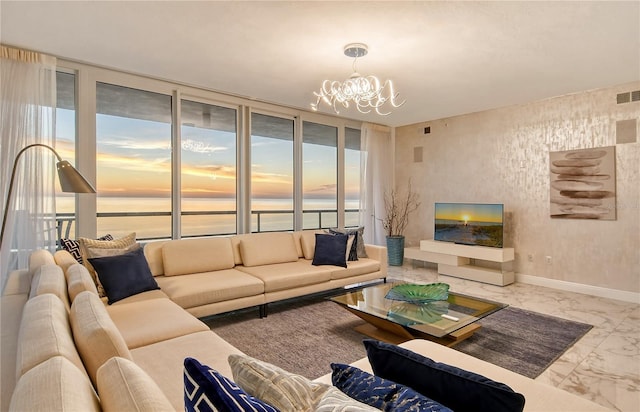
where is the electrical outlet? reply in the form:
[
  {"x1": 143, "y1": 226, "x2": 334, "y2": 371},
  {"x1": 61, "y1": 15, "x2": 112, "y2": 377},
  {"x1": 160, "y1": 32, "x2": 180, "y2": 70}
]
[
  {"x1": 545, "y1": 256, "x2": 552, "y2": 265},
  {"x1": 527, "y1": 254, "x2": 534, "y2": 262}
]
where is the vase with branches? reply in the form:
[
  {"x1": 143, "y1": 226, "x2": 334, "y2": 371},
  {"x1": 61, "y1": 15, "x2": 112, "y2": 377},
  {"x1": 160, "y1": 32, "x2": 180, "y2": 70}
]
[{"x1": 381, "y1": 182, "x2": 420, "y2": 265}]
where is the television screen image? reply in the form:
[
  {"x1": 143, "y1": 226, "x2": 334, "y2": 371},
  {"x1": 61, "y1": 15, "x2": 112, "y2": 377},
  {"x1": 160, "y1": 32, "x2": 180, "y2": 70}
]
[{"x1": 434, "y1": 203, "x2": 504, "y2": 248}]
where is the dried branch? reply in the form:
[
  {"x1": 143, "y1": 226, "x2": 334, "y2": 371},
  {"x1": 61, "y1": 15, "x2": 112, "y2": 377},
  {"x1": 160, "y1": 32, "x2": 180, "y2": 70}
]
[{"x1": 380, "y1": 181, "x2": 421, "y2": 237}]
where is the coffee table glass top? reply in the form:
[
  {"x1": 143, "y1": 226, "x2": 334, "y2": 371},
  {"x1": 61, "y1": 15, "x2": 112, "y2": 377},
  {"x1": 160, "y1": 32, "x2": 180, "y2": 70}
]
[{"x1": 331, "y1": 282, "x2": 506, "y2": 337}]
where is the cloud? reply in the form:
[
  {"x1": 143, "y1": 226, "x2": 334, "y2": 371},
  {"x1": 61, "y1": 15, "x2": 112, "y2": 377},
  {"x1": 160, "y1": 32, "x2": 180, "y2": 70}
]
[{"x1": 182, "y1": 139, "x2": 227, "y2": 154}]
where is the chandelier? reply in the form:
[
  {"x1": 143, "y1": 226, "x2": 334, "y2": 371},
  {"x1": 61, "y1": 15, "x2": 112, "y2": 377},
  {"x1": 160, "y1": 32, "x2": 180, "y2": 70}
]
[{"x1": 311, "y1": 43, "x2": 404, "y2": 116}]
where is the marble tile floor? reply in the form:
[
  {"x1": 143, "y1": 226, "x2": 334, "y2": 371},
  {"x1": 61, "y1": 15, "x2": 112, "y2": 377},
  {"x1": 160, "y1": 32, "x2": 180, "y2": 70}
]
[{"x1": 387, "y1": 264, "x2": 640, "y2": 412}]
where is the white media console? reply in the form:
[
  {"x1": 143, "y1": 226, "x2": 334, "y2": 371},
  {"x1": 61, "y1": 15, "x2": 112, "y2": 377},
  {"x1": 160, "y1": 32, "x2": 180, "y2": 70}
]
[{"x1": 404, "y1": 239, "x2": 515, "y2": 286}]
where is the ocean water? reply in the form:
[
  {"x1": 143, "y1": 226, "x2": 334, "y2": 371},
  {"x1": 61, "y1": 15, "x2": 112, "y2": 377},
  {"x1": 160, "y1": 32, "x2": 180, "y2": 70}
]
[{"x1": 57, "y1": 196, "x2": 360, "y2": 240}]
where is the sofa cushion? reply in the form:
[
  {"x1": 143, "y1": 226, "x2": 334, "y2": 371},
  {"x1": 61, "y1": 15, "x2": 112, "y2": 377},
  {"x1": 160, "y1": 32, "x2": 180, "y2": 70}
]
[
  {"x1": 79, "y1": 232, "x2": 137, "y2": 296},
  {"x1": 312, "y1": 233, "x2": 348, "y2": 268},
  {"x1": 364, "y1": 339, "x2": 525, "y2": 412},
  {"x1": 9, "y1": 356, "x2": 100, "y2": 412},
  {"x1": 106, "y1": 298, "x2": 209, "y2": 349},
  {"x1": 15, "y1": 294, "x2": 85, "y2": 379},
  {"x1": 131, "y1": 331, "x2": 245, "y2": 410},
  {"x1": 315, "y1": 387, "x2": 380, "y2": 412},
  {"x1": 155, "y1": 269, "x2": 264, "y2": 309},
  {"x1": 29, "y1": 264, "x2": 70, "y2": 311},
  {"x1": 89, "y1": 247, "x2": 160, "y2": 304},
  {"x1": 70, "y1": 291, "x2": 133, "y2": 385},
  {"x1": 66, "y1": 263, "x2": 99, "y2": 301},
  {"x1": 331, "y1": 363, "x2": 452, "y2": 412},
  {"x1": 237, "y1": 260, "x2": 332, "y2": 293},
  {"x1": 184, "y1": 357, "x2": 278, "y2": 412},
  {"x1": 299, "y1": 230, "x2": 321, "y2": 259},
  {"x1": 239, "y1": 232, "x2": 299, "y2": 267},
  {"x1": 330, "y1": 259, "x2": 381, "y2": 280},
  {"x1": 162, "y1": 237, "x2": 235, "y2": 276},
  {"x1": 97, "y1": 357, "x2": 174, "y2": 412},
  {"x1": 143, "y1": 240, "x2": 168, "y2": 276}
]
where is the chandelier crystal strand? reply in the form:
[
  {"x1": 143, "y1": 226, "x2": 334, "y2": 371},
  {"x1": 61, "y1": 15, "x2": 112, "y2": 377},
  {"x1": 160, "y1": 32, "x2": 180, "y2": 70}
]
[{"x1": 311, "y1": 43, "x2": 404, "y2": 115}]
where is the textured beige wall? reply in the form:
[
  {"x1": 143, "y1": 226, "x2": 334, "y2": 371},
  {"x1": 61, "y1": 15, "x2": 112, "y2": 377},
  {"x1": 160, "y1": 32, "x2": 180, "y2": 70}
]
[{"x1": 395, "y1": 82, "x2": 640, "y2": 293}]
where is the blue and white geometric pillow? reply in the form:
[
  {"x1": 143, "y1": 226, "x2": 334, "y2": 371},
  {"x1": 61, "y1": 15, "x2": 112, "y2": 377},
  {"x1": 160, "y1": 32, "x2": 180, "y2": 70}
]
[
  {"x1": 60, "y1": 234, "x2": 113, "y2": 264},
  {"x1": 184, "y1": 357, "x2": 279, "y2": 412}
]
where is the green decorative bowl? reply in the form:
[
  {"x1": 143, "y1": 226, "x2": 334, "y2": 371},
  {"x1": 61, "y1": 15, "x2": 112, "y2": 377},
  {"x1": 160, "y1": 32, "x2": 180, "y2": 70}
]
[
  {"x1": 385, "y1": 283, "x2": 450, "y2": 303},
  {"x1": 387, "y1": 301, "x2": 449, "y2": 325}
]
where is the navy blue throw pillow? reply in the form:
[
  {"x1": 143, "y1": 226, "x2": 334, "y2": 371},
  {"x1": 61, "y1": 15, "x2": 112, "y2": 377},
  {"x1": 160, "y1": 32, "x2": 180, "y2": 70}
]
[
  {"x1": 312, "y1": 233, "x2": 348, "y2": 268},
  {"x1": 331, "y1": 363, "x2": 452, "y2": 412},
  {"x1": 364, "y1": 339, "x2": 525, "y2": 412},
  {"x1": 88, "y1": 247, "x2": 160, "y2": 304},
  {"x1": 184, "y1": 357, "x2": 278, "y2": 412}
]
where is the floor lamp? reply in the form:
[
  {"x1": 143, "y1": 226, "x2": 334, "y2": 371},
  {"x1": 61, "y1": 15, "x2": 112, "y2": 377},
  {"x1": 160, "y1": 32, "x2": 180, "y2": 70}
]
[{"x1": 0, "y1": 143, "x2": 96, "y2": 249}]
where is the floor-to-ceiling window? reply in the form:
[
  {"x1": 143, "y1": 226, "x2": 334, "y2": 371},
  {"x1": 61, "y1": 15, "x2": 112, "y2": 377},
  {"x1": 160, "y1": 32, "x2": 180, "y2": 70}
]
[
  {"x1": 180, "y1": 99, "x2": 237, "y2": 237},
  {"x1": 344, "y1": 127, "x2": 361, "y2": 227},
  {"x1": 55, "y1": 61, "x2": 362, "y2": 239},
  {"x1": 54, "y1": 71, "x2": 77, "y2": 241},
  {"x1": 95, "y1": 82, "x2": 172, "y2": 240},
  {"x1": 250, "y1": 113, "x2": 294, "y2": 232},
  {"x1": 302, "y1": 121, "x2": 337, "y2": 229}
]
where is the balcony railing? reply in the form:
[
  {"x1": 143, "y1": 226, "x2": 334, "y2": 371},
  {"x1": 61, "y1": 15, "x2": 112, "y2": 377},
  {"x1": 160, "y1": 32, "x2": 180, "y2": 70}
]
[{"x1": 56, "y1": 208, "x2": 360, "y2": 242}]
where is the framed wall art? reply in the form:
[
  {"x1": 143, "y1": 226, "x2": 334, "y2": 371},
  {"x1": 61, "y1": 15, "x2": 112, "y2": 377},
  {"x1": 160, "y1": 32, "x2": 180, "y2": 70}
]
[{"x1": 549, "y1": 146, "x2": 616, "y2": 220}]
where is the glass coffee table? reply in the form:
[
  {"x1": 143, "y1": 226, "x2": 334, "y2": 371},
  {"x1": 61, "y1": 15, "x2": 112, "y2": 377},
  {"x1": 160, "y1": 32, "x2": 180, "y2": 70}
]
[{"x1": 331, "y1": 282, "x2": 506, "y2": 347}]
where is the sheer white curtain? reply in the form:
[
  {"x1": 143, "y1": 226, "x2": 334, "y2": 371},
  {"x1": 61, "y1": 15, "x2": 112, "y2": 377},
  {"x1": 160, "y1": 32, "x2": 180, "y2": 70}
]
[
  {"x1": 0, "y1": 46, "x2": 57, "y2": 289},
  {"x1": 359, "y1": 123, "x2": 393, "y2": 245}
]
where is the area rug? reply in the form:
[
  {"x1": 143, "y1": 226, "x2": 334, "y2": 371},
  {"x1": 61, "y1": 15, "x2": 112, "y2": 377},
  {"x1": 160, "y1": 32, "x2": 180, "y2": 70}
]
[
  {"x1": 205, "y1": 295, "x2": 592, "y2": 380},
  {"x1": 453, "y1": 306, "x2": 593, "y2": 378}
]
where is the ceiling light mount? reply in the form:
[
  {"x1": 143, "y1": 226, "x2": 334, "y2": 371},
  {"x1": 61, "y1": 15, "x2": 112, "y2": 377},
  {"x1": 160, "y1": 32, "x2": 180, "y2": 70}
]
[
  {"x1": 343, "y1": 43, "x2": 368, "y2": 59},
  {"x1": 311, "y1": 42, "x2": 404, "y2": 116}
]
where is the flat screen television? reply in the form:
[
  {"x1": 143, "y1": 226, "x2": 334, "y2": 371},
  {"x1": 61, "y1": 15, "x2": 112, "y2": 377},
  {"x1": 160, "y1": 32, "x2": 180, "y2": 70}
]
[{"x1": 434, "y1": 203, "x2": 504, "y2": 248}]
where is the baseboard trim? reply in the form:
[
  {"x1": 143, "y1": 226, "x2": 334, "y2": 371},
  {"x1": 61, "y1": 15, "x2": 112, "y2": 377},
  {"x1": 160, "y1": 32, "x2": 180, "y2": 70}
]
[{"x1": 515, "y1": 273, "x2": 640, "y2": 304}]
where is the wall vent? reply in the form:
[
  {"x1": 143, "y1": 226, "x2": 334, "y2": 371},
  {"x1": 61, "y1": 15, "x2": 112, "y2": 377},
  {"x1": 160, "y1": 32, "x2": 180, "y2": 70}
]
[
  {"x1": 423, "y1": 126, "x2": 431, "y2": 134},
  {"x1": 617, "y1": 92, "x2": 630, "y2": 104},
  {"x1": 617, "y1": 91, "x2": 640, "y2": 104}
]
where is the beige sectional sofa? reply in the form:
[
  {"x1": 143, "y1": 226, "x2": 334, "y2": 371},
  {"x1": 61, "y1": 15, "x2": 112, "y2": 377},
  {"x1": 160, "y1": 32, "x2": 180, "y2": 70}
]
[{"x1": 1, "y1": 230, "x2": 609, "y2": 411}]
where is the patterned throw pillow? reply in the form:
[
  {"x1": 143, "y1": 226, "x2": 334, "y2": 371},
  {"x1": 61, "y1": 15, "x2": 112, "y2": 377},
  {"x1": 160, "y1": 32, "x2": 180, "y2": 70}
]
[
  {"x1": 60, "y1": 234, "x2": 113, "y2": 264},
  {"x1": 228, "y1": 354, "x2": 330, "y2": 411},
  {"x1": 183, "y1": 357, "x2": 278, "y2": 412},
  {"x1": 330, "y1": 227, "x2": 367, "y2": 258},
  {"x1": 78, "y1": 232, "x2": 137, "y2": 297},
  {"x1": 331, "y1": 363, "x2": 452, "y2": 412}
]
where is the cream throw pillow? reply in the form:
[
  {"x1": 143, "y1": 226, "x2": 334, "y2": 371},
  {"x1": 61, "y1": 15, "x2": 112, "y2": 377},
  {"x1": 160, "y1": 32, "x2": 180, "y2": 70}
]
[
  {"x1": 78, "y1": 232, "x2": 137, "y2": 296},
  {"x1": 229, "y1": 354, "x2": 330, "y2": 411},
  {"x1": 97, "y1": 357, "x2": 173, "y2": 412}
]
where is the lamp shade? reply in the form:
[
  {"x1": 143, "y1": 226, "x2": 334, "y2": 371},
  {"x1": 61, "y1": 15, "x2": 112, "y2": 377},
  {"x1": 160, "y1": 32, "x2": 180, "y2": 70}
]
[{"x1": 56, "y1": 160, "x2": 96, "y2": 193}]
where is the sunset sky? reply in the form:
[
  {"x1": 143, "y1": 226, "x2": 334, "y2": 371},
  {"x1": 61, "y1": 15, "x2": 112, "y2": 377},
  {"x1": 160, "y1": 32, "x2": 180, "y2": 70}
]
[{"x1": 56, "y1": 109, "x2": 360, "y2": 201}]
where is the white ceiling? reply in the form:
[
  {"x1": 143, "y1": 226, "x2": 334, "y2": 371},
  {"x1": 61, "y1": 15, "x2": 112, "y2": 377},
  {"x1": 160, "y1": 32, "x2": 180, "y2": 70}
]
[{"x1": 1, "y1": 1, "x2": 639, "y2": 127}]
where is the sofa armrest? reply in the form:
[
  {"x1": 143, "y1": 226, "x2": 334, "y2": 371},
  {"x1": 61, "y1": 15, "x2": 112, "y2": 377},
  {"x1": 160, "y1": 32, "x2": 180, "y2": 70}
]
[
  {"x1": 364, "y1": 244, "x2": 387, "y2": 267},
  {"x1": 28, "y1": 249, "x2": 56, "y2": 274}
]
